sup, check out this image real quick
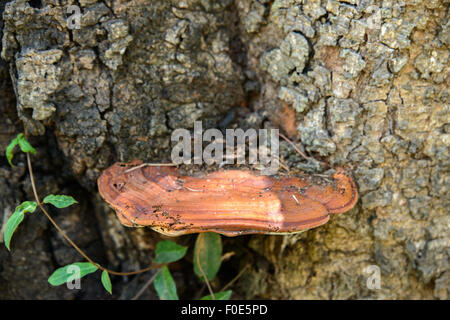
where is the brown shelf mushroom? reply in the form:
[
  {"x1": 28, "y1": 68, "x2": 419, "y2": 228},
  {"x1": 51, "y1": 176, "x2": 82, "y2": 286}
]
[{"x1": 98, "y1": 160, "x2": 358, "y2": 236}]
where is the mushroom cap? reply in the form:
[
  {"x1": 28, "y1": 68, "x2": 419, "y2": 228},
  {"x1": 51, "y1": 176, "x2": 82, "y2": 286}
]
[{"x1": 98, "y1": 160, "x2": 358, "y2": 236}]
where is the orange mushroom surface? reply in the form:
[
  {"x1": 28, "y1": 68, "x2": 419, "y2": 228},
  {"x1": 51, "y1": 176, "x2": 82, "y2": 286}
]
[{"x1": 98, "y1": 160, "x2": 358, "y2": 236}]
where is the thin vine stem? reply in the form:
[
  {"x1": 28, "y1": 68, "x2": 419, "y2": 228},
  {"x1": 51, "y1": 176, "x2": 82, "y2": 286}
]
[
  {"x1": 278, "y1": 132, "x2": 310, "y2": 161},
  {"x1": 196, "y1": 241, "x2": 215, "y2": 300},
  {"x1": 26, "y1": 152, "x2": 162, "y2": 276},
  {"x1": 131, "y1": 272, "x2": 158, "y2": 300},
  {"x1": 220, "y1": 263, "x2": 249, "y2": 292},
  {"x1": 278, "y1": 132, "x2": 326, "y2": 167}
]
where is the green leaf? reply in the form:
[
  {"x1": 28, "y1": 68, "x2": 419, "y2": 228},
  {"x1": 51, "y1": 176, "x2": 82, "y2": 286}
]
[
  {"x1": 4, "y1": 211, "x2": 24, "y2": 251},
  {"x1": 153, "y1": 266, "x2": 178, "y2": 300},
  {"x1": 4, "y1": 201, "x2": 37, "y2": 251},
  {"x1": 15, "y1": 201, "x2": 38, "y2": 214},
  {"x1": 17, "y1": 134, "x2": 36, "y2": 155},
  {"x1": 201, "y1": 290, "x2": 232, "y2": 300},
  {"x1": 48, "y1": 262, "x2": 98, "y2": 286},
  {"x1": 101, "y1": 270, "x2": 112, "y2": 295},
  {"x1": 5, "y1": 135, "x2": 20, "y2": 167},
  {"x1": 43, "y1": 194, "x2": 78, "y2": 208},
  {"x1": 154, "y1": 240, "x2": 188, "y2": 264},
  {"x1": 5, "y1": 134, "x2": 36, "y2": 167},
  {"x1": 193, "y1": 232, "x2": 222, "y2": 282}
]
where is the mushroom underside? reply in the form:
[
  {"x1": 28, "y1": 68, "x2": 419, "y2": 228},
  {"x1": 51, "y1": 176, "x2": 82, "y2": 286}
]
[{"x1": 97, "y1": 161, "x2": 358, "y2": 236}]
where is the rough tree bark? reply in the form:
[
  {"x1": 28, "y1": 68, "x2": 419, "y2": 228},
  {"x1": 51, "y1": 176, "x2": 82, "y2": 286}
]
[{"x1": 0, "y1": 0, "x2": 448, "y2": 299}]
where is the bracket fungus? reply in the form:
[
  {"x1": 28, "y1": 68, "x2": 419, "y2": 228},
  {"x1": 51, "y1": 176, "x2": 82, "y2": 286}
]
[{"x1": 98, "y1": 160, "x2": 358, "y2": 236}]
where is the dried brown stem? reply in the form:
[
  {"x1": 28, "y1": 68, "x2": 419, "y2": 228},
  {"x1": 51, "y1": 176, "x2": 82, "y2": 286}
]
[
  {"x1": 278, "y1": 132, "x2": 326, "y2": 168},
  {"x1": 278, "y1": 132, "x2": 310, "y2": 160},
  {"x1": 124, "y1": 162, "x2": 177, "y2": 174}
]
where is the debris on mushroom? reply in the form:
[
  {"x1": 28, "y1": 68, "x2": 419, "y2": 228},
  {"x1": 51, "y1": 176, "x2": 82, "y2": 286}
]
[{"x1": 98, "y1": 160, "x2": 358, "y2": 236}]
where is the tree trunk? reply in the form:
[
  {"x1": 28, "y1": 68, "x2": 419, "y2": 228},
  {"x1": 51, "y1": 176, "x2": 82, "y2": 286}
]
[{"x1": 0, "y1": 0, "x2": 448, "y2": 299}]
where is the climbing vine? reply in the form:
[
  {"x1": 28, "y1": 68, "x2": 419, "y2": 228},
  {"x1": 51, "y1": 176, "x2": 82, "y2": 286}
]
[{"x1": 4, "y1": 133, "x2": 232, "y2": 300}]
